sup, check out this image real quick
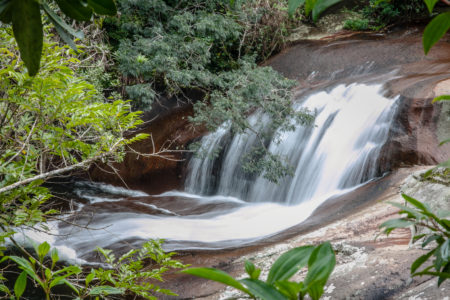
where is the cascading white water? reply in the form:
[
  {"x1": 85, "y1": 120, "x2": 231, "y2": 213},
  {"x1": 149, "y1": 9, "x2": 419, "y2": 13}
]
[
  {"x1": 14, "y1": 82, "x2": 400, "y2": 262},
  {"x1": 185, "y1": 83, "x2": 398, "y2": 205}
]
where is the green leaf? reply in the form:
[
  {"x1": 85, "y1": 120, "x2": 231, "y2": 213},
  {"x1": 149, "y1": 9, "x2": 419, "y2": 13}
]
[
  {"x1": 240, "y1": 278, "x2": 288, "y2": 300},
  {"x1": 85, "y1": 272, "x2": 95, "y2": 286},
  {"x1": 441, "y1": 239, "x2": 450, "y2": 261},
  {"x1": 432, "y1": 94, "x2": 450, "y2": 103},
  {"x1": 88, "y1": 285, "x2": 125, "y2": 296},
  {"x1": 87, "y1": 0, "x2": 117, "y2": 15},
  {"x1": 303, "y1": 242, "x2": 335, "y2": 300},
  {"x1": 0, "y1": 0, "x2": 12, "y2": 23},
  {"x1": 411, "y1": 249, "x2": 435, "y2": 273},
  {"x1": 267, "y1": 245, "x2": 314, "y2": 284},
  {"x1": 424, "y1": 0, "x2": 439, "y2": 13},
  {"x1": 14, "y1": 271, "x2": 27, "y2": 299},
  {"x1": 37, "y1": 241, "x2": 51, "y2": 261},
  {"x1": 422, "y1": 234, "x2": 443, "y2": 248},
  {"x1": 55, "y1": 0, "x2": 93, "y2": 21},
  {"x1": 51, "y1": 248, "x2": 59, "y2": 269},
  {"x1": 245, "y1": 260, "x2": 261, "y2": 280},
  {"x1": 11, "y1": 0, "x2": 43, "y2": 76},
  {"x1": 0, "y1": 284, "x2": 10, "y2": 295},
  {"x1": 288, "y1": 0, "x2": 306, "y2": 17},
  {"x1": 423, "y1": 12, "x2": 450, "y2": 54},
  {"x1": 305, "y1": 0, "x2": 316, "y2": 16},
  {"x1": 274, "y1": 281, "x2": 302, "y2": 299},
  {"x1": 311, "y1": 0, "x2": 342, "y2": 22},
  {"x1": 439, "y1": 139, "x2": 450, "y2": 146},
  {"x1": 182, "y1": 268, "x2": 252, "y2": 296},
  {"x1": 380, "y1": 218, "x2": 414, "y2": 235},
  {"x1": 438, "y1": 263, "x2": 450, "y2": 286}
]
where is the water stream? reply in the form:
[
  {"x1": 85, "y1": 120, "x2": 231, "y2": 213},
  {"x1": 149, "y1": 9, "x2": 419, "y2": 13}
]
[{"x1": 12, "y1": 82, "x2": 399, "y2": 263}]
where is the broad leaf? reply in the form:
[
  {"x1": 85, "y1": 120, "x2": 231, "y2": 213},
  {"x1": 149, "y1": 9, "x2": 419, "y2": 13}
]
[
  {"x1": 424, "y1": 0, "x2": 439, "y2": 13},
  {"x1": 182, "y1": 268, "x2": 251, "y2": 295},
  {"x1": 87, "y1": 0, "x2": 117, "y2": 15},
  {"x1": 288, "y1": 0, "x2": 306, "y2": 17},
  {"x1": 312, "y1": 0, "x2": 342, "y2": 22},
  {"x1": 240, "y1": 278, "x2": 288, "y2": 300},
  {"x1": 11, "y1": 0, "x2": 43, "y2": 76},
  {"x1": 0, "y1": 0, "x2": 12, "y2": 23},
  {"x1": 14, "y1": 271, "x2": 27, "y2": 299},
  {"x1": 423, "y1": 12, "x2": 450, "y2": 54},
  {"x1": 55, "y1": 0, "x2": 93, "y2": 21},
  {"x1": 303, "y1": 242, "x2": 335, "y2": 300},
  {"x1": 267, "y1": 245, "x2": 314, "y2": 284}
]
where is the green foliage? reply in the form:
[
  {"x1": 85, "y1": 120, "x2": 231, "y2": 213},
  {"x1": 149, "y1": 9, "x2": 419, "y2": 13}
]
[
  {"x1": 0, "y1": 27, "x2": 147, "y2": 229},
  {"x1": 0, "y1": 0, "x2": 117, "y2": 75},
  {"x1": 90, "y1": 240, "x2": 187, "y2": 299},
  {"x1": 2, "y1": 240, "x2": 186, "y2": 299},
  {"x1": 380, "y1": 194, "x2": 450, "y2": 286},
  {"x1": 183, "y1": 242, "x2": 335, "y2": 300},
  {"x1": 343, "y1": 18, "x2": 370, "y2": 30}
]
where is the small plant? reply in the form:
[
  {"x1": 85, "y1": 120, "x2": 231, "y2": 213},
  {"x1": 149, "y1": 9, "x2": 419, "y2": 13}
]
[
  {"x1": 343, "y1": 18, "x2": 370, "y2": 31},
  {"x1": 183, "y1": 242, "x2": 335, "y2": 300},
  {"x1": 380, "y1": 194, "x2": 450, "y2": 286},
  {"x1": 1, "y1": 240, "x2": 186, "y2": 299}
]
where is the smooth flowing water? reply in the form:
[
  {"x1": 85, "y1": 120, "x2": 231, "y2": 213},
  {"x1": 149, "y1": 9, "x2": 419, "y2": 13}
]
[{"x1": 12, "y1": 83, "x2": 399, "y2": 262}]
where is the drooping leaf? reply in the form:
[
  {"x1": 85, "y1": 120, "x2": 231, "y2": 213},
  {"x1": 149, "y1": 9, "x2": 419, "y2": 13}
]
[
  {"x1": 55, "y1": 0, "x2": 93, "y2": 21},
  {"x1": 87, "y1": 0, "x2": 117, "y2": 15},
  {"x1": 267, "y1": 245, "x2": 314, "y2": 284},
  {"x1": 438, "y1": 263, "x2": 450, "y2": 286},
  {"x1": 423, "y1": 12, "x2": 450, "y2": 54},
  {"x1": 311, "y1": 0, "x2": 342, "y2": 22},
  {"x1": 411, "y1": 249, "x2": 435, "y2": 273},
  {"x1": 422, "y1": 234, "x2": 443, "y2": 248},
  {"x1": 380, "y1": 218, "x2": 414, "y2": 235},
  {"x1": 14, "y1": 271, "x2": 27, "y2": 299},
  {"x1": 240, "y1": 278, "x2": 288, "y2": 300},
  {"x1": 182, "y1": 268, "x2": 251, "y2": 295},
  {"x1": 288, "y1": 0, "x2": 306, "y2": 17},
  {"x1": 423, "y1": 0, "x2": 439, "y2": 13},
  {"x1": 432, "y1": 94, "x2": 450, "y2": 103},
  {"x1": 11, "y1": 0, "x2": 43, "y2": 76}
]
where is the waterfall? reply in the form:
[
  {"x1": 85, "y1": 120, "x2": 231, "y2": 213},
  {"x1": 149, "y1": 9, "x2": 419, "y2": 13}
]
[
  {"x1": 20, "y1": 82, "x2": 400, "y2": 260},
  {"x1": 185, "y1": 83, "x2": 398, "y2": 205}
]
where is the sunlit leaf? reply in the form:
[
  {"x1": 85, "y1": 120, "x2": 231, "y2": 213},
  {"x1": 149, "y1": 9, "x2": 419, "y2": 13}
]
[{"x1": 432, "y1": 94, "x2": 450, "y2": 103}]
